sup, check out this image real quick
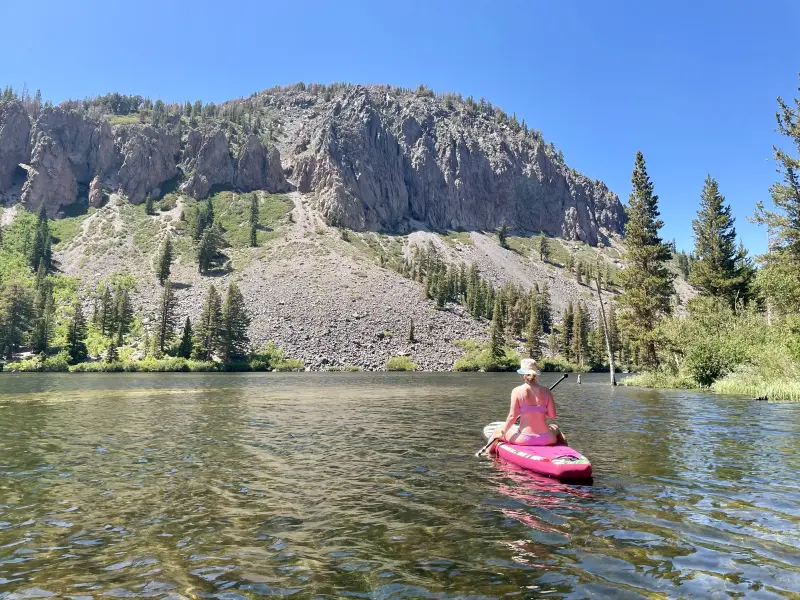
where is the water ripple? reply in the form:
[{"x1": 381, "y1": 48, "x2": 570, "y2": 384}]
[{"x1": 0, "y1": 372, "x2": 798, "y2": 598}]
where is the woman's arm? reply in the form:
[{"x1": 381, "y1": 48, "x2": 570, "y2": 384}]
[
  {"x1": 546, "y1": 388, "x2": 557, "y2": 419},
  {"x1": 499, "y1": 390, "x2": 520, "y2": 440}
]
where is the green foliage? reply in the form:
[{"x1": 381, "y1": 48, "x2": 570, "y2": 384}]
[
  {"x1": 193, "y1": 285, "x2": 223, "y2": 360},
  {"x1": 538, "y1": 356, "x2": 588, "y2": 373},
  {"x1": 248, "y1": 343, "x2": 303, "y2": 371},
  {"x1": 496, "y1": 221, "x2": 509, "y2": 249},
  {"x1": 327, "y1": 365, "x2": 361, "y2": 372},
  {"x1": 385, "y1": 356, "x2": 417, "y2": 371},
  {"x1": 154, "y1": 279, "x2": 177, "y2": 357},
  {"x1": 65, "y1": 299, "x2": 88, "y2": 364},
  {"x1": 489, "y1": 294, "x2": 505, "y2": 358},
  {"x1": 4, "y1": 351, "x2": 71, "y2": 372},
  {"x1": 156, "y1": 235, "x2": 173, "y2": 285},
  {"x1": 219, "y1": 282, "x2": 250, "y2": 361},
  {"x1": 408, "y1": 317, "x2": 415, "y2": 343},
  {"x1": 690, "y1": 175, "x2": 752, "y2": 304},
  {"x1": 144, "y1": 195, "x2": 154, "y2": 216},
  {"x1": 617, "y1": 151, "x2": 675, "y2": 366},
  {"x1": 0, "y1": 280, "x2": 34, "y2": 359},
  {"x1": 177, "y1": 317, "x2": 193, "y2": 358},
  {"x1": 453, "y1": 340, "x2": 521, "y2": 372}
]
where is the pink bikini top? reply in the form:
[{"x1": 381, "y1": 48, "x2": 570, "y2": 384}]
[{"x1": 518, "y1": 392, "x2": 549, "y2": 414}]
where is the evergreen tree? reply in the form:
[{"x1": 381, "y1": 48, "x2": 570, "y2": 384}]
[
  {"x1": 65, "y1": 299, "x2": 88, "y2": 364},
  {"x1": 617, "y1": 151, "x2": 675, "y2": 366},
  {"x1": 155, "y1": 279, "x2": 177, "y2": 357},
  {"x1": 561, "y1": 302, "x2": 574, "y2": 360},
  {"x1": 31, "y1": 275, "x2": 55, "y2": 354},
  {"x1": 605, "y1": 265, "x2": 613, "y2": 288},
  {"x1": 689, "y1": 175, "x2": 748, "y2": 304},
  {"x1": 527, "y1": 298, "x2": 542, "y2": 359},
  {"x1": 575, "y1": 261, "x2": 584, "y2": 284},
  {"x1": 0, "y1": 281, "x2": 34, "y2": 360},
  {"x1": 98, "y1": 285, "x2": 113, "y2": 336},
  {"x1": 608, "y1": 302, "x2": 620, "y2": 361},
  {"x1": 156, "y1": 235, "x2": 173, "y2": 285},
  {"x1": 490, "y1": 294, "x2": 505, "y2": 359},
  {"x1": 549, "y1": 329, "x2": 559, "y2": 357},
  {"x1": 177, "y1": 316, "x2": 193, "y2": 358},
  {"x1": 145, "y1": 195, "x2": 154, "y2": 216},
  {"x1": 566, "y1": 253, "x2": 575, "y2": 274},
  {"x1": 678, "y1": 251, "x2": 690, "y2": 280},
  {"x1": 538, "y1": 234, "x2": 550, "y2": 262},
  {"x1": 249, "y1": 195, "x2": 259, "y2": 247},
  {"x1": 571, "y1": 305, "x2": 584, "y2": 365},
  {"x1": 198, "y1": 227, "x2": 220, "y2": 273},
  {"x1": 113, "y1": 287, "x2": 133, "y2": 337},
  {"x1": 540, "y1": 281, "x2": 552, "y2": 332},
  {"x1": 106, "y1": 332, "x2": 119, "y2": 363},
  {"x1": 497, "y1": 221, "x2": 509, "y2": 249},
  {"x1": 750, "y1": 77, "x2": 800, "y2": 314},
  {"x1": 193, "y1": 285, "x2": 223, "y2": 361},
  {"x1": 408, "y1": 317, "x2": 415, "y2": 343},
  {"x1": 31, "y1": 203, "x2": 52, "y2": 272},
  {"x1": 219, "y1": 282, "x2": 250, "y2": 362}
]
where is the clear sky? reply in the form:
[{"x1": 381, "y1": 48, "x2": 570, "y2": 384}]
[{"x1": 1, "y1": 0, "x2": 797, "y2": 255}]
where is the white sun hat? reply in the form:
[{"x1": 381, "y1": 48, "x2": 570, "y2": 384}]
[{"x1": 517, "y1": 358, "x2": 541, "y2": 375}]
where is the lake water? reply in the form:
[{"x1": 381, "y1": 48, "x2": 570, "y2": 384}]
[{"x1": 0, "y1": 373, "x2": 798, "y2": 599}]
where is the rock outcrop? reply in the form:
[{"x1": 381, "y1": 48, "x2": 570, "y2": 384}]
[
  {"x1": 0, "y1": 84, "x2": 625, "y2": 244},
  {"x1": 284, "y1": 87, "x2": 625, "y2": 243},
  {"x1": 116, "y1": 125, "x2": 180, "y2": 204},
  {"x1": 0, "y1": 100, "x2": 30, "y2": 190},
  {"x1": 21, "y1": 132, "x2": 78, "y2": 216}
]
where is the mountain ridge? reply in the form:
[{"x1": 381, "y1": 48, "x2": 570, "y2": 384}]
[{"x1": 0, "y1": 83, "x2": 625, "y2": 245}]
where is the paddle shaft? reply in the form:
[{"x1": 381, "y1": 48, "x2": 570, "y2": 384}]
[{"x1": 475, "y1": 373, "x2": 568, "y2": 457}]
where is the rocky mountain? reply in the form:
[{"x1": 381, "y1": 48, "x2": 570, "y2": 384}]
[{"x1": 0, "y1": 84, "x2": 625, "y2": 245}]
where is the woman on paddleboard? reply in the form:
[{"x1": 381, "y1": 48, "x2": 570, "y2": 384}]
[{"x1": 490, "y1": 358, "x2": 565, "y2": 451}]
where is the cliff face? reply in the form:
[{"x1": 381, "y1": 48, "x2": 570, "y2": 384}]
[
  {"x1": 286, "y1": 87, "x2": 625, "y2": 243},
  {"x1": 0, "y1": 85, "x2": 624, "y2": 244}
]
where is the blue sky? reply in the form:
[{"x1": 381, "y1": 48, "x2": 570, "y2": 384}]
[{"x1": 1, "y1": 0, "x2": 797, "y2": 256}]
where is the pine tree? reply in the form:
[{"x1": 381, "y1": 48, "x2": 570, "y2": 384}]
[
  {"x1": 538, "y1": 234, "x2": 550, "y2": 262},
  {"x1": 617, "y1": 151, "x2": 675, "y2": 366},
  {"x1": 0, "y1": 281, "x2": 34, "y2": 360},
  {"x1": 497, "y1": 221, "x2": 509, "y2": 249},
  {"x1": 571, "y1": 305, "x2": 583, "y2": 365},
  {"x1": 193, "y1": 285, "x2": 223, "y2": 361},
  {"x1": 65, "y1": 299, "x2": 88, "y2": 364},
  {"x1": 249, "y1": 195, "x2": 259, "y2": 247},
  {"x1": 490, "y1": 294, "x2": 505, "y2": 359},
  {"x1": 31, "y1": 274, "x2": 55, "y2": 354},
  {"x1": 156, "y1": 235, "x2": 173, "y2": 285},
  {"x1": 527, "y1": 298, "x2": 542, "y2": 359},
  {"x1": 98, "y1": 285, "x2": 113, "y2": 336},
  {"x1": 113, "y1": 287, "x2": 133, "y2": 337},
  {"x1": 177, "y1": 316, "x2": 193, "y2": 358},
  {"x1": 549, "y1": 329, "x2": 559, "y2": 357},
  {"x1": 575, "y1": 261, "x2": 584, "y2": 284},
  {"x1": 408, "y1": 317, "x2": 415, "y2": 343},
  {"x1": 540, "y1": 281, "x2": 552, "y2": 332},
  {"x1": 155, "y1": 279, "x2": 177, "y2": 357},
  {"x1": 145, "y1": 195, "x2": 154, "y2": 216},
  {"x1": 198, "y1": 227, "x2": 220, "y2": 274},
  {"x1": 561, "y1": 302, "x2": 574, "y2": 360},
  {"x1": 31, "y1": 203, "x2": 52, "y2": 272},
  {"x1": 219, "y1": 282, "x2": 250, "y2": 362},
  {"x1": 566, "y1": 253, "x2": 575, "y2": 274},
  {"x1": 608, "y1": 302, "x2": 620, "y2": 362},
  {"x1": 689, "y1": 175, "x2": 747, "y2": 304}
]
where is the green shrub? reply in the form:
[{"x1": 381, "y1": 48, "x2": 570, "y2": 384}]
[
  {"x1": 622, "y1": 370, "x2": 697, "y2": 389},
  {"x1": 5, "y1": 351, "x2": 71, "y2": 372},
  {"x1": 452, "y1": 341, "x2": 520, "y2": 372},
  {"x1": 274, "y1": 358, "x2": 305, "y2": 372},
  {"x1": 539, "y1": 357, "x2": 587, "y2": 373},
  {"x1": 386, "y1": 356, "x2": 417, "y2": 371},
  {"x1": 327, "y1": 365, "x2": 361, "y2": 372}
]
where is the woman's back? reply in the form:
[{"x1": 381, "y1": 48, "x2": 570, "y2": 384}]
[{"x1": 515, "y1": 382, "x2": 554, "y2": 434}]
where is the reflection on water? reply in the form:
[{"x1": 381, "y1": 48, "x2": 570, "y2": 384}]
[{"x1": 0, "y1": 372, "x2": 798, "y2": 598}]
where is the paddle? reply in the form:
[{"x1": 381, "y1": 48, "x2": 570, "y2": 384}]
[{"x1": 475, "y1": 373, "x2": 568, "y2": 457}]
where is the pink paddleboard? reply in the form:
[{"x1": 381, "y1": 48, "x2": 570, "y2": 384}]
[{"x1": 483, "y1": 422, "x2": 592, "y2": 480}]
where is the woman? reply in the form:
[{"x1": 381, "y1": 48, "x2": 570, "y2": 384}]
[{"x1": 490, "y1": 358, "x2": 565, "y2": 451}]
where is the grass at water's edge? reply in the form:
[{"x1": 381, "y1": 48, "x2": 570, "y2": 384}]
[{"x1": 623, "y1": 371, "x2": 800, "y2": 402}]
